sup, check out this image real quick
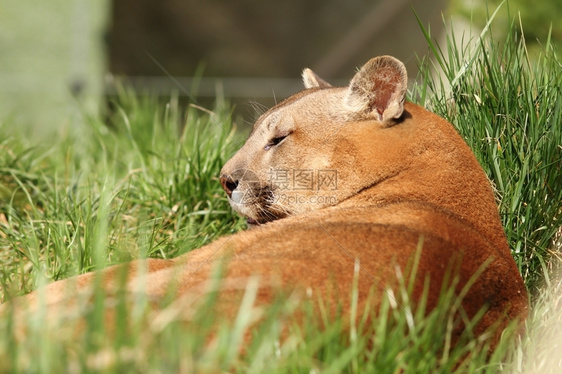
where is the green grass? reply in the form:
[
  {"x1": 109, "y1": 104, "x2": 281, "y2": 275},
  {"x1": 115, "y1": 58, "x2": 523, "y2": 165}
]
[
  {"x1": 0, "y1": 10, "x2": 561, "y2": 373},
  {"x1": 0, "y1": 91, "x2": 247, "y2": 299},
  {"x1": 414, "y1": 7, "x2": 562, "y2": 290}
]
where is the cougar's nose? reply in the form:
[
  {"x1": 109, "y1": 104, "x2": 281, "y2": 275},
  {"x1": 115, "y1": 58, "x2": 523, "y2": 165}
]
[{"x1": 220, "y1": 174, "x2": 238, "y2": 198}]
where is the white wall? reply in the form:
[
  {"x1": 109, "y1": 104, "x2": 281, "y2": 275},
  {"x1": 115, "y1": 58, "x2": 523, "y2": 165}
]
[{"x1": 0, "y1": 0, "x2": 109, "y2": 134}]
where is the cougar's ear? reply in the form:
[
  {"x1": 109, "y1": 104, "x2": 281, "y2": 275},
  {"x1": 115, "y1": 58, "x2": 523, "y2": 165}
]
[
  {"x1": 345, "y1": 56, "x2": 407, "y2": 126},
  {"x1": 302, "y1": 68, "x2": 332, "y2": 89}
]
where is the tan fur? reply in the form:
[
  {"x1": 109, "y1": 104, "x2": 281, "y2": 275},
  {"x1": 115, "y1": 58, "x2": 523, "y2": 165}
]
[{"x1": 5, "y1": 56, "x2": 527, "y2": 349}]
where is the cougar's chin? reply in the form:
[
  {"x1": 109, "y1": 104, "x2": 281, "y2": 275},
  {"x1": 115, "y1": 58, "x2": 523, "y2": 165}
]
[
  {"x1": 232, "y1": 203, "x2": 288, "y2": 227},
  {"x1": 228, "y1": 185, "x2": 289, "y2": 226}
]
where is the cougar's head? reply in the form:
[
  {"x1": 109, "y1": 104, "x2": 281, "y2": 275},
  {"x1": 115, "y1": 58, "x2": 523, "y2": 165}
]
[{"x1": 220, "y1": 56, "x2": 408, "y2": 226}]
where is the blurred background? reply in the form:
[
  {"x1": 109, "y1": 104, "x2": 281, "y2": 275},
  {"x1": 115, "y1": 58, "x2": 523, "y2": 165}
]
[{"x1": 0, "y1": 0, "x2": 559, "y2": 134}]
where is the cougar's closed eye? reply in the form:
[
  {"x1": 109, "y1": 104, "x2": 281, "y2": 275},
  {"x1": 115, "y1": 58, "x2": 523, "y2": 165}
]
[{"x1": 264, "y1": 131, "x2": 292, "y2": 151}]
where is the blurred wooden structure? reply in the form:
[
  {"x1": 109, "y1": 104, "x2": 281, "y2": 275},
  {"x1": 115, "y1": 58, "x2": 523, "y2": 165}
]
[{"x1": 108, "y1": 0, "x2": 447, "y2": 103}]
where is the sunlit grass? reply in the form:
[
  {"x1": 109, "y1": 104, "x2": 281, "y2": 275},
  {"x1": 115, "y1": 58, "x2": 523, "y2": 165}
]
[
  {"x1": 414, "y1": 5, "x2": 561, "y2": 290},
  {"x1": 0, "y1": 92, "x2": 246, "y2": 301}
]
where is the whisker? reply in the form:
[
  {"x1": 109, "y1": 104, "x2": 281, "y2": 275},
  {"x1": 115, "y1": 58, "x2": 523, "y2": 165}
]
[{"x1": 248, "y1": 100, "x2": 268, "y2": 117}]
